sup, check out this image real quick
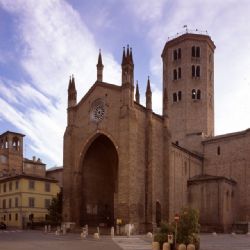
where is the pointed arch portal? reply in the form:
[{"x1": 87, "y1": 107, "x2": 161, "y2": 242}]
[{"x1": 80, "y1": 134, "x2": 118, "y2": 227}]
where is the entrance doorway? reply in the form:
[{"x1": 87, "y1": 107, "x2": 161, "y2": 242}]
[{"x1": 81, "y1": 134, "x2": 118, "y2": 227}]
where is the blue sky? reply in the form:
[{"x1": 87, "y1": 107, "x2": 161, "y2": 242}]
[{"x1": 0, "y1": 0, "x2": 250, "y2": 168}]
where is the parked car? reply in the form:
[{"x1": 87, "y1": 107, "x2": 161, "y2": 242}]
[{"x1": 0, "y1": 222, "x2": 7, "y2": 230}]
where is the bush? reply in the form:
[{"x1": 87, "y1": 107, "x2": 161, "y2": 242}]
[
  {"x1": 154, "y1": 222, "x2": 175, "y2": 248},
  {"x1": 176, "y1": 208, "x2": 200, "y2": 249},
  {"x1": 154, "y1": 232, "x2": 168, "y2": 249}
]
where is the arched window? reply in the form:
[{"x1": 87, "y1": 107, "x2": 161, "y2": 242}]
[
  {"x1": 173, "y1": 93, "x2": 177, "y2": 102},
  {"x1": 196, "y1": 47, "x2": 200, "y2": 57},
  {"x1": 178, "y1": 91, "x2": 182, "y2": 101},
  {"x1": 192, "y1": 89, "x2": 196, "y2": 99},
  {"x1": 197, "y1": 90, "x2": 201, "y2": 99},
  {"x1": 217, "y1": 146, "x2": 221, "y2": 155},
  {"x1": 12, "y1": 137, "x2": 19, "y2": 151},
  {"x1": 196, "y1": 66, "x2": 200, "y2": 77},
  {"x1": 178, "y1": 48, "x2": 181, "y2": 59},
  {"x1": 5, "y1": 139, "x2": 8, "y2": 149},
  {"x1": 192, "y1": 65, "x2": 195, "y2": 77},
  {"x1": 191, "y1": 46, "x2": 196, "y2": 57},
  {"x1": 173, "y1": 50, "x2": 178, "y2": 60},
  {"x1": 173, "y1": 69, "x2": 177, "y2": 80},
  {"x1": 178, "y1": 67, "x2": 181, "y2": 79}
]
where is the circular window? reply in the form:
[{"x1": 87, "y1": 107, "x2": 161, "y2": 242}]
[{"x1": 90, "y1": 99, "x2": 105, "y2": 122}]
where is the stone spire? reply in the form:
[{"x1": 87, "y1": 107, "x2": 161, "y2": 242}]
[
  {"x1": 97, "y1": 49, "x2": 104, "y2": 82},
  {"x1": 121, "y1": 45, "x2": 134, "y2": 86},
  {"x1": 68, "y1": 75, "x2": 77, "y2": 108},
  {"x1": 146, "y1": 76, "x2": 152, "y2": 110},
  {"x1": 129, "y1": 48, "x2": 134, "y2": 65},
  {"x1": 135, "y1": 80, "x2": 140, "y2": 103},
  {"x1": 122, "y1": 47, "x2": 126, "y2": 65}
]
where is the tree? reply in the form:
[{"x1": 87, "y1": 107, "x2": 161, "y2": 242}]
[{"x1": 47, "y1": 190, "x2": 62, "y2": 224}]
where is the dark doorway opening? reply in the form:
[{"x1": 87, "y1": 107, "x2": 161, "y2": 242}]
[{"x1": 81, "y1": 135, "x2": 118, "y2": 227}]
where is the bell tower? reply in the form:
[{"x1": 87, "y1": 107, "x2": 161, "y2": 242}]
[
  {"x1": 161, "y1": 32, "x2": 216, "y2": 152},
  {"x1": 0, "y1": 131, "x2": 24, "y2": 174}
]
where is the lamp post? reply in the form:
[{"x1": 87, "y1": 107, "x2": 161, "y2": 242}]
[{"x1": 174, "y1": 213, "x2": 180, "y2": 248}]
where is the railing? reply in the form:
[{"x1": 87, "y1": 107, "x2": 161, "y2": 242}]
[{"x1": 167, "y1": 28, "x2": 209, "y2": 42}]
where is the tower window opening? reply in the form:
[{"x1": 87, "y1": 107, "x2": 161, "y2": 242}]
[
  {"x1": 173, "y1": 93, "x2": 177, "y2": 102},
  {"x1": 178, "y1": 48, "x2": 181, "y2": 59},
  {"x1": 178, "y1": 67, "x2": 182, "y2": 79},
  {"x1": 217, "y1": 146, "x2": 221, "y2": 155},
  {"x1": 192, "y1": 46, "x2": 201, "y2": 57},
  {"x1": 173, "y1": 69, "x2": 177, "y2": 80},
  {"x1": 192, "y1": 89, "x2": 201, "y2": 100},
  {"x1": 192, "y1": 65, "x2": 201, "y2": 78},
  {"x1": 192, "y1": 89, "x2": 196, "y2": 99},
  {"x1": 173, "y1": 50, "x2": 178, "y2": 60},
  {"x1": 192, "y1": 65, "x2": 195, "y2": 77},
  {"x1": 173, "y1": 92, "x2": 182, "y2": 103},
  {"x1": 196, "y1": 66, "x2": 200, "y2": 77},
  {"x1": 197, "y1": 90, "x2": 201, "y2": 99},
  {"x1": 12, "y1": 137, "x2": 19, "y2": 151},
  {"x1": 173, "y1": 48, "x2": 181, "y2": 60},
  {"x1": 178, "y1": 91, "x2": 182, "y2": 101},
  {"x1": 192, "y1": 46, "x2": 196, "y2": 57},
  {"x1": 196, "y1": 47, "x2": 200, "y2": 57}
]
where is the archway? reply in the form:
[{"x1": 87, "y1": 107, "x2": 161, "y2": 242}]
[{"x1": 81, "y1": 134, "x2": 118, "y2": 227}]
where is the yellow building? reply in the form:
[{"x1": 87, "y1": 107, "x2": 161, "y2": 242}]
[
  {"x1": 0, "y1": 131, "x2": 60, "y2": 229},
  {"x1": 0, "y1": 174, "x2": 60, "y2": 228}
]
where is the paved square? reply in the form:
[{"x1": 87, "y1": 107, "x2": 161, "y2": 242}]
[
  {"x1": 200, "y1": 234, "x2": 250, "y2": 250},
  {"x1": 1, "y1": 231, "x2": 250, "y2": 250},
  {"x1": 0, "y1": 230, "x2": 121, "y2": 250}
]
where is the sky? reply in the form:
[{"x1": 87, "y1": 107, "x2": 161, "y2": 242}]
[{"x1": 0, "y1": 0, "x2": 250, "y2": 168}]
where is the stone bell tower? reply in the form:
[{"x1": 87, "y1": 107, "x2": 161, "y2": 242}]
[
  {"x1": 0, "y1": 131, "x2": 24, "y2": 174},
  {"x1": 161, "y1": 32, "x2": 216, "y2": 153}
]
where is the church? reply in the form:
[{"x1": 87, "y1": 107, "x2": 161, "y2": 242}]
[{"x1": 63, "y1": 32, "x2": 250, "y2": 233}]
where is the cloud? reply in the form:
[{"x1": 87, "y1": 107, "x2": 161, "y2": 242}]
[
  {"x1": 0, "y1": 0, "x2": 120, "y2": 165},
  {"x1": 125, "y1": 0, "x2": 168, "y2": 23}
]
